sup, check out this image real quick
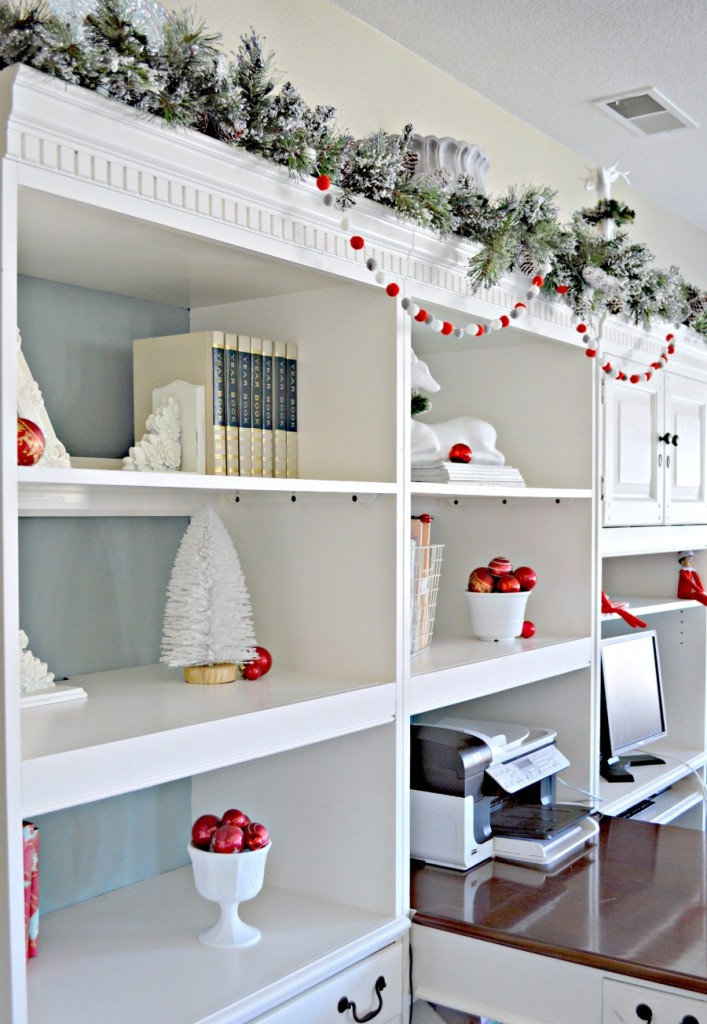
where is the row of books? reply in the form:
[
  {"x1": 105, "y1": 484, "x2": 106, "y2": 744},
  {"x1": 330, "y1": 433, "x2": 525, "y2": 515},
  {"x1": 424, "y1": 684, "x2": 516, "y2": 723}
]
[{"x1": 132, "y1": 330, "x2": 298, "y2": 477}]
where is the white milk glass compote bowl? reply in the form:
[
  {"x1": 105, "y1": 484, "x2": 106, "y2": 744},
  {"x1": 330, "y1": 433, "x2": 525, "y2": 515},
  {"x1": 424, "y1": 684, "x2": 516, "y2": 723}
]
[{"x1": 188, "y1": 842, "x2": 271, "y2": 947}]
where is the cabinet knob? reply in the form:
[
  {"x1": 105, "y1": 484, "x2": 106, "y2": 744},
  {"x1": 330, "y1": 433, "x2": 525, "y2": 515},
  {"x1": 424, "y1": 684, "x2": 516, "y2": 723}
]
[
  {"x1": 658, "y1": 432, "x2": 672, "y2": 444},
  {"x1": 680, "y1": 1016, "x2": 699, "y2": 1024},
  {"x1": 672, "y1": 433, "x2": 680, "y2": 446},
  {"x1": 338, "y1": 975, "x2": 387, "y2": 1021},
  {"x1": 635, "y1": 1005, "x2": 653, "y2": 1022}
]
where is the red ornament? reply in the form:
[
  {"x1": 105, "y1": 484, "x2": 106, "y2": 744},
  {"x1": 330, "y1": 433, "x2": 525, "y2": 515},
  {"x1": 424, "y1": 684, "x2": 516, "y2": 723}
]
[
  {"x1": 441, "y1": 321, "x2": 454, "y2": 335},
  {"x1": 449, "y1": 442, "x2": 472, "y2": 464},
  {"x1": 243, "y1": 662, "x2": 262, "y2": 681},
  {"x1": 414, "y1": 308, "x2": 428, "y2": 322},
  {"x1": 468, "y1": 567, "x2": 495, "y2": 593},
  {"x1": 252, "y1": 646, "x2": 273, "y2": 676},
  {"x1": 630, "y1": 374, "x2": 641, "y2": 384},
  {"x1": 475, "y1": 324, "x2": 484, "y2": 336},
  {"x1": 385, "y1": 282, "x2": 400, "y2": 297},
  {"x1": 222, "y1": 808, "x2": 251, "y2": 829},
  {"x1": 17, "y1": 417, "x2": 44, "y2": 466},
  {"x1": 488, "y1": 556, "x2": 513, "y2": 577},
  {"x1": 556, "y1": 285, "x2": 569, "y2": 294},
  {"x1": 191, "y1": 813, "x2": 222, "y2": 850},
  {"x1": 316, "y1": 174, "x2": 331, "y2": 191},
  {"x1": 349, "y1": 235, "x2": 365, "y2": 250},
  {"x1": 514, "y1": 302, "x2": 526, "y2": 310},
  {"x1": 586, "y1": 348, "x2": 597, "y2": 358},
  {"x1": 513, "y1": 566, "x2": 537, "y2": 591},
  {"x1": 211, "y1": 824, "x2": 245, "y2": 854},
  {"x1": 244, "y1": 822, "x2": 270, "y2": 850},
  {"x1": 499, "y1": 315, "x2": 510, "y2": 328},
  {"x1": 521, "y1": 620, "x2": 536, "y2": 639},
  {"x1": 497, "y1": 575, "x2": 521, "y2": 593},
  {"x1": 532, "y1": 275, "x2": 544, "y2": 287},
  {"x1": 576, "y1": 323, "x2": 587, "y2": 334}
]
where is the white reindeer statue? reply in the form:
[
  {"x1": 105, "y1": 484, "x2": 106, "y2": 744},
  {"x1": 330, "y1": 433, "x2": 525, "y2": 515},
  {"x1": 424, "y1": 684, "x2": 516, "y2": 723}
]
[{"x1": 410, "y1": 350, "x2": 505, "y2": 467}]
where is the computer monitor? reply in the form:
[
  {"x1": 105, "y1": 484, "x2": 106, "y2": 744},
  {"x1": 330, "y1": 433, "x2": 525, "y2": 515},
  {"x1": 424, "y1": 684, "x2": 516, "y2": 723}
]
[{"x1": 600, "y1": 630, "x2": 667, "y2": 783}]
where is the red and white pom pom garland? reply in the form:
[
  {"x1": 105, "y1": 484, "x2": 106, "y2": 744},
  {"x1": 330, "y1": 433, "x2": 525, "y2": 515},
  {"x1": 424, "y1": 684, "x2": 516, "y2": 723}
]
[{"x1": 314, "y1": 176, "x2": 678, "y2": 381}]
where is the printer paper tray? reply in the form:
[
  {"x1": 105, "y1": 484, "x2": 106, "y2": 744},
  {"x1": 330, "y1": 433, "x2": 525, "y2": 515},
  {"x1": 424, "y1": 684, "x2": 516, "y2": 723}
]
[{"x1": 493, "y1": 815, "x2": 600, "y2": 867}]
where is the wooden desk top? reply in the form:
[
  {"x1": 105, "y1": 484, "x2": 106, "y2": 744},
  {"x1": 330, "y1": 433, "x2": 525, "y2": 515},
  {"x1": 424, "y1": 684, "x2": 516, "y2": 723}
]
[{"x1": 411, "y1": 816, "x2": 707, "y2": 994}]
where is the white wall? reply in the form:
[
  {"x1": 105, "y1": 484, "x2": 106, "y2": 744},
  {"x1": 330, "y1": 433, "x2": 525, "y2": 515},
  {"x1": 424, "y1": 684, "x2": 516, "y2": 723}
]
[{"x1": 175, "y1": 0, "x2": 707, "y2": 288}]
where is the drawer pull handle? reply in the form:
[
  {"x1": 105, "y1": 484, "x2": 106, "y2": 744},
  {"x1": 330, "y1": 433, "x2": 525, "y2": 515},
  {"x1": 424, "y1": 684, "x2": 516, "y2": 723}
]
[
  {"x1": 635, "y1": 1004, "x2": 653, "y2": 1022},
  {"x1": 337, "y1": 974, "x2": 387, "y2": 1021}
]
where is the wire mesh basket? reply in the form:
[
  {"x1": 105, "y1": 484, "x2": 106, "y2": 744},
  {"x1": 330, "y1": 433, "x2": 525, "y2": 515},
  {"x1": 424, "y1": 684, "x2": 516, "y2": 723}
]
[{"x1": 410, "y1": 543, "x2": 444, "y2": 656}]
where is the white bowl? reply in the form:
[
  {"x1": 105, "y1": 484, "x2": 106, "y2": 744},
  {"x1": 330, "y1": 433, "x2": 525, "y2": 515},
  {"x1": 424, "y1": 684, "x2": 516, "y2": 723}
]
[
  {"x1": 465, "y1": 590, "x2": 531, "y2": 641},
  {"x1": 188, "y1": 841, "x2": 270, "y2": 947}
]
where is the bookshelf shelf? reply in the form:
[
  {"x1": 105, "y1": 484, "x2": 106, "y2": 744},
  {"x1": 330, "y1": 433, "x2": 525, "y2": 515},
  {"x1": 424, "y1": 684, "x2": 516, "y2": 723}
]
[
  {"x1": 410, "y1": 484, "x2": 592, "y2": 503},
  {"x1": 599, "y1": 750, "x2": 707, "y2": 822},
  {"x1": 18, "y1": 468, "x2": 396, "y2": 516},
  {"x1": 21, "y1": 665, "x2": 396, "y2": 816},
  {"x1": 409, "y1": 635, "x2": 591, "y2": 715},
  {"x1": 28, "y1": 867, "x2": 408, "y2": 1024},
  {"x1": 601, "y1": 595, "x2": 698, "y2": 619}
]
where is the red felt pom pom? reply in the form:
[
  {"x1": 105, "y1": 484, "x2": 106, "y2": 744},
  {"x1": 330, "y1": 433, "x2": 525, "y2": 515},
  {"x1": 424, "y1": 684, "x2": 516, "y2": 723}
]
[
  {"x1": 419, "y1": 513, "x2": 433, "y2": 523},
  {"x1": 349, "y1": 235, "x2": 365, "y2": 250},
  {"x1": 316, "y1": 174, "x2": 331, "y2": 191},
  {"x1": 576, "y1": 323, "x2": 587, "y2": 334},
  {"x1": 441, "y1": 321, "x2": 453, "y2": 335},
  {"x1": 585, "y1": 348, "x2": 597, "y2": 358},
  {"x1": 556, "y1": 285, "x2": 569, "y2": 294},
  {"x1": 414, "y1": 308, "x2": 428, "y2": 322},
  {"x1": 532, "y1": 275, "x2": 544, "y2": 287},
  {"x1": 667, "y1": 343, "x2": 675, "y2": 354},
  {"x1": 617, "y1": 372, "x2": 626, "y2": 381},
  {"x1": 666, "y1": 333, "x2": 674, "y2": 341},
  {"x1": 651, "y1": 361, "x2": 661, "y2": 370},
  {"x1": 499, "y1": 315, "x2": 510, "y2": 328},
  {"x1": 645, "y1": 372, "x2": 652, "y2": 381},
  {"x1": 514, "y1": 302, "x2": 526, "y2": 309},
  {"x1": 475, "y1": 324, "x2": 484, "y2": 336},
  {"x1": 602, "y1": 362, "x2": 612, "y2": 373},
  {"x1": 385, "y1": 282, "x2": 400, "y2": 297},
  {"x1": 630, "y1": 374, "x2": 641, "y2": 384}
]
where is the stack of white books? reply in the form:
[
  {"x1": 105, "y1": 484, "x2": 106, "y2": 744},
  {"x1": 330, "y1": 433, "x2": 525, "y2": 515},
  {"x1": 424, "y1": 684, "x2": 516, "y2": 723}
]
[{"x1": 412, "y1": 462, "x2": 526, "y2": 485}]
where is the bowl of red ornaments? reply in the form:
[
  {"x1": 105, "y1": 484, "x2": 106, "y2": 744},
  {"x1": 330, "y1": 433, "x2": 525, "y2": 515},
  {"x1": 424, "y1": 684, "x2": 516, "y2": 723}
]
[
  {"x1": 465, "y1": 557, "x2": 537, "y2": 641},
  {"x1": 188, "y1": 807, "x2": 271, "y2": 948}
]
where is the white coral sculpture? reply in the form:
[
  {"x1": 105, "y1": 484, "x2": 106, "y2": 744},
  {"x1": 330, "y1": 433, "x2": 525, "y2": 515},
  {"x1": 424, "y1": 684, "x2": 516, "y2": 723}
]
[
  {"x1": 123, "y1": 394, "x2": 182, "y2": 471},
  {"x1": 19, "y1": 630, "x2": 55, "y2": 694}
]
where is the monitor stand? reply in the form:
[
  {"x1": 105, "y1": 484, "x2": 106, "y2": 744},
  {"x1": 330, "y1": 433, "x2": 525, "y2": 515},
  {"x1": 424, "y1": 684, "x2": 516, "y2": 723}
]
[{"x1": 600, "y1": 753, "x2": 665, "y2": 783}]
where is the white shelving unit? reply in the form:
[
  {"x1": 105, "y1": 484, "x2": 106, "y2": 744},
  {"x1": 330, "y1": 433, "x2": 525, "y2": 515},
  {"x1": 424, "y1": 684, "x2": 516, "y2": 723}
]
[{"x1": 2, "y1": 62, "x2": 707, "y2": 1024}]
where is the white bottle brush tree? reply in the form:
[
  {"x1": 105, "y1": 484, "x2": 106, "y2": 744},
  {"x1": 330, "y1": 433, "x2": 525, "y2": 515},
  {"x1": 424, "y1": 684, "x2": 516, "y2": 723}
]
[{"x1": 161, "y1": 505, "x2": 257, "y2": 683}]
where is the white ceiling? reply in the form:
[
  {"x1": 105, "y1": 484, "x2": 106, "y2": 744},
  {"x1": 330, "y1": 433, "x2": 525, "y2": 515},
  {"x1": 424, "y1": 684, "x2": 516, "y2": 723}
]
[{"x1": 332, "y1": 0, "x2": 707, "y2": 234}]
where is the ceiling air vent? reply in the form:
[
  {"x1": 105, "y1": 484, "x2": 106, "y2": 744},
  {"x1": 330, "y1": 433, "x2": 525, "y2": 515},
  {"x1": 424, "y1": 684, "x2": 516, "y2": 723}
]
[{"x1": 595, "y1": 87, "x2": 698, "y2": 137}]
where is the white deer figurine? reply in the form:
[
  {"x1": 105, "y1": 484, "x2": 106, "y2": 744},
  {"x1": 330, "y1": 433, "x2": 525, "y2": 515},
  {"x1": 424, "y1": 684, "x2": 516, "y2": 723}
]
[{"x1": 410, "y1": 350, "x2": 505, "y2": 467}]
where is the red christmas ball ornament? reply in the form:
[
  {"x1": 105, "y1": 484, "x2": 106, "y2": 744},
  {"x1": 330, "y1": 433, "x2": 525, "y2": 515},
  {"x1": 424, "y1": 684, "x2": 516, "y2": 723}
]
[
  {"x1": 497, "y1": 574, "x2": 521, "y2": 593},
  {"x1": 521, "y1": 620, "x2": 536, "y2": 639},
  {"x1": 349, "y1": 235, "x2": 365, "y2": 250},
  {"x1": 488, "y1": 556, "x2": 513, "y2": 577},
  {"x1": 252, "y1": 646, "x2": 272, "y2": 676},
  {"x1": 513, "y1": 566, "x2": 537, "y2": 591},
  {"x1": 191, "y1": 813, "x2": 222, "y2": 850},
  {"x1": 556, "y1": 285, "x2": 569, "y2": 294},
  {"x1": 385, "y1": 282, "x2": 400, "y2": 297},
  {"x1": 17, "y1": 417, "x2": 44, "y2": 466},
  {"x1": 244, "y1": 822, "x2": 270, "y2": 850},
  {"x1": 449, "y1": 442, "x2": 472, "y2": 464},
  {"x1": 468, "y1": 567, "x2": 495, "y2": 593},
  {"x1": 243, "y1": 662, "x2": 262, "y2": 681},
  {"x1": 211, "y1": 824, "x2": 245, "y2": 854},
  {"x1": 222, "y1": 808, "x2": 250, "y2": 829},
  {"x1": 316, "y1": 174, "x2": 331, "y2": 191}
]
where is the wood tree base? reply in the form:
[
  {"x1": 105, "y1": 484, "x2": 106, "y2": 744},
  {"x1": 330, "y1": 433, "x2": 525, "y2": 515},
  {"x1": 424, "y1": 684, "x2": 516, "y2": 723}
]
[{"x1": 184, "y1": 663, "x2": 238, "y2": 685}]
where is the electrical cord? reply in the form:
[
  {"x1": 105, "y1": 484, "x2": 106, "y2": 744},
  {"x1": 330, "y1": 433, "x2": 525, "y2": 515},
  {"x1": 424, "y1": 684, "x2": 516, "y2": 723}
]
[
  {"x1": 556, "y1": 774, "x2": 603, "y2": 808},
  {"x1": 639, "y1": 749, "x2": 707, "y2": 808}
]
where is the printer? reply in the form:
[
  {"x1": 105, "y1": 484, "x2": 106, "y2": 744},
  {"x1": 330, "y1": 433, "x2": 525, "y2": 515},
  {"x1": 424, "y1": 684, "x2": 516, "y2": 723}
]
[{"x1": 410, "y1": 715, "x2": 599, "y2": 870}]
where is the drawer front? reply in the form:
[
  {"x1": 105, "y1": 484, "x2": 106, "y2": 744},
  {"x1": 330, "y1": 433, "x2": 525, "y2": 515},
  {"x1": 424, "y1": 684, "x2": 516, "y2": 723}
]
[
  {"x1": 604, "y1": 978, "x2": 707, "y2": 1023},
  {"x1": 252, "y1": 941, "x2": 404, "y2": 1024}
]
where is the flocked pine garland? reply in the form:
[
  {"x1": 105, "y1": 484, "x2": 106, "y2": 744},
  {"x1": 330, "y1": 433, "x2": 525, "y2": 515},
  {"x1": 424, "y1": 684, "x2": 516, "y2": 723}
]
[{"x1": 1, "y1": 0, "x2": 706, "y2": 349}]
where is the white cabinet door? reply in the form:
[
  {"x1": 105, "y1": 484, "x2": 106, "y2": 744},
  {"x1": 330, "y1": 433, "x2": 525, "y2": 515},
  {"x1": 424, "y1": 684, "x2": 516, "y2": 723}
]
[
  {"x1": 664, "y1": 371, "x2": 707, "y2": 524},
  {"x1": 603, "y1": 373, "x2": 664, "y2": 526}
]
